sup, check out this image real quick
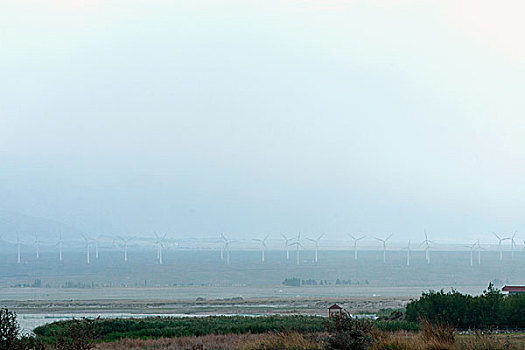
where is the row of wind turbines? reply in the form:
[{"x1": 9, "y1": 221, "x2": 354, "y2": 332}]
[
  {"x1": 1, "y1": 231, "x2": 524, "y2": 267},
  {"x1": 0, "y1": 233, "x2": 172, "y2": 265},
  {"x1": 219, "y1": 231, "x2": 525, "y2": 266}
]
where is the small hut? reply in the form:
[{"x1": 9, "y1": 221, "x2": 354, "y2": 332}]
[{"x1": 328, "y1": 303, "x2": 343, "y2": 319}]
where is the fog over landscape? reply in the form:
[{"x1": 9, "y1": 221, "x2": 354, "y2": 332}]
[
  {"x1": 2, "y1": 1, "x2": 525, "y2": 243},
  {"x1": 1, "y1": 3, "x2": 525, "y2": 347}
]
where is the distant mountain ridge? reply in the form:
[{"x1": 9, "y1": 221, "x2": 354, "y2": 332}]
[{"x1": 0, "y1": 210, "x2": 84, "y2": 242}]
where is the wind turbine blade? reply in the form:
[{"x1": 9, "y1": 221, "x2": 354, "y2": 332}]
[{"x1": 386, "y1": 234, "x2": 393, "y2": 241}]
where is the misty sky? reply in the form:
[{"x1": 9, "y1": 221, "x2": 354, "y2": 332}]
[{"x1": 1, "y1": 0, "x2": 525, "y2": 242}]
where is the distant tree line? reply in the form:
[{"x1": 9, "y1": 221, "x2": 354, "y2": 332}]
[
  {"x1": 405, "y1": 284, "x2": 525, "y2": 329},
  {"x1": 282, "y1": 278, "x2": 370, "y2": 287}
]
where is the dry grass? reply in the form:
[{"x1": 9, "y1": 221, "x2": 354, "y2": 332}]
[
  {"x1": 240, "y1": 332, "x2": 324, "y2": 350},
  {"x1": 90, "y1": 329, "x2": 524, "y2": 350},
  {"x1": 371, "y1": 331, "x2": 523, "y2": 350},
  {"x1": 93, "y1": 333, "x2": 268, "y2": 350}
]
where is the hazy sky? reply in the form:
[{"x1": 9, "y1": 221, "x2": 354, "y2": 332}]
[{"x1": 1, "y1": 0, "x2": 525, "y2": 242}]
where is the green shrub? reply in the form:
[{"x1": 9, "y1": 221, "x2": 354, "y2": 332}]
[
  {"x1": 326, "y1": 313, "x2": 376, "y2": 350},
  {"x1": 405, "y1": 284, "x2": 525, "y2": 329}
]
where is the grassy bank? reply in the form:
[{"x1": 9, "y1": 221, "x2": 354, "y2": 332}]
[{"x1": 34, "y1": 315, "x2": 420, "y2": 343}]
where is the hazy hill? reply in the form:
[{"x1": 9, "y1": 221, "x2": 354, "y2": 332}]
[{"x1": 0, "y1": 210, "x2": 84, "y2": 243}]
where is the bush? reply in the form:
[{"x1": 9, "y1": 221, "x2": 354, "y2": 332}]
[
  {"x1": 0, "y1": 308, "x2": 44, "y2": 350},
  {"x1": 326, "y1": 313, "x2": 376, "y2": 350},
  {"x1": 405, "y1": 284, "x2": 525, "y2": 329},
  {"x1": 52, "y1": 317, "x2": 102, "y2": 350}
]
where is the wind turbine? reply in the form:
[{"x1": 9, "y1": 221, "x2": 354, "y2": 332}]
[
  {"x1": 289, "y1": 233, "x2": 303, "y2": 265},
  {"x1": 510, "y1": 231, "x2": 517, "y2": 258},
  {"x1": 220, "y1": 233, "x2": 234, "y2": 265},
  {"x1": 56, "y1": 233, "x2": 64, "y2": 262},
  {"x1": 420, "y1": 230, "x2": 434, "y2": 264},
  {"x1": 464, "y1": 242, "x2": 477, "y2": 266},
  {"x1": 81, "y1": 233, "x2": 91, "y2": 264},
  {"x1": 154, "y1": 233, "x2": 167, "y2": 265},
  {"x1": 493, "y1": 232, "x2": 510, "y2": 261},
  {"x1": 403, "y1": 240, "x2": 411, "y2": 266},
  {"x1": 476, "y1": 240, "x2": 484, "y2": 265},
  {"x1": 93, "y1": 236, "x2": 100, "y2": 260},
  {"x1": 253, "y1": 234, "x2": 270, "y2": 263},
  {"x1": 348, "y1": 234, "x2": 365, "y2": 260},
  {"x1": 280, "y1": 233, "x2": 295, "y2": 260},
  {"x1": 306, "y1": 234, "x2": 324, "y2": 263},
  {"x1": 16, "y1": 234, "x2": 21, "y2": 264},
  {"x1": 374, "y1": 234, "x2": 393, "y2": 264},
  {"x1": 33, "y1": 234, "x2": 41, "y2": 259},
  {"x1": 217, "y1": 234, "x2": 225, "y2": 261},
  {"x1": 118, "y1": 236, "x2": 133, "y2": 262}
]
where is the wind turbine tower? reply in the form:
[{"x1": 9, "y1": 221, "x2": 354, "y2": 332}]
[
  {"x1": 33, "y1": 234, "x2": 41, "y2": 259},
  {"x1": 493, "y1": 232, "x2": 510, "y2": 261},
  {"x1": 154, "y1": 233, "x2": 167, "y2": 265},
  {"x1": 81, "y1": 234, "x2": 91, "y2": 264},
  {"x1": 290, "y1": 233, "x2": 303, "y2": 265},
  {"x1": 510, "y1": 231, "x2": 517, "y2": 258},
  {"x1": 374, "y1": 234, "x2": 393, "y2": 264},
  {"x1": 404, "y1": 240, "x2": 411, "y2": 266},
  {"x1": 420, "y1": 230, "x2": 433, "y2": 264},
  {"x1": 57, "y1": 234, "x2": 64, "y2": 262},
  {"x1": 220, "y1": 233, "x2": 234, "y2": 265},
  {"x1": 253, "y1": 234, "x2": 270, "y2": 262},
  {"x1": 465, "y1": 242, "x2": 477, "y2": 266},
  {"x1": 348, "y1": 234, "x2": 365, "y2": 260},
  {"x1": 306, "y1": 234, "x2": 324, "y2": 263},
  {"x1": 118, "y1": 236, "x2": 133, "y2": 262},
  {"x1": 16, "y1": 234, "x2": 21, "y2": 264},
  {"x1": 476, "y1": 240, "x2": 483, "y2": 265},
  {"x1": 280, "y1": 233, "x2": 294, "y2": 260}
]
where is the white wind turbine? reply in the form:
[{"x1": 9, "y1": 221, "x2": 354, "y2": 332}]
[
  {"x1": 56, "y1": 233, "x2": 64, "y2": 262},
  {"x1": 80, "y1": 233, "x2": 91, "y2": 264},
  {"x1": 510, "y1": 231, "x2": 517, "y2": 258},
  {"x1": 493, "y1": 232, "x2": 510, "y2": 261},
  {"x1": 93, "y1": 236, "x2": 100, "y2": 260},
  {"x1": 16, "y1": 234, "x2": 21, "y2": 264},
  {"x1": 464, "y1": 242, "x2": 477, "y2": 267},
  {"x1": 253, "y1": 234, "x2": 270, "y2": 263},
  {"x1": 420, "y1": 230, "x2": 434, "y2": 264},
  {"x1": 154, "y1": 233, "x2": 167, "y2": 265},
  {"x1": 33, "y1": 234, "x2": 41, "y2": 259},
  {"x1": 220, "y1": 233, "x2": 235, "y2": 265},
  {"x1": 476, "y1": 240, "x2": 484, "y2": 265},
  {"x1": 289, "y1": 233, "x2": 303, "y2": 265},
  {"x1": 403, "y1": 240, "x2": 411, "y2": 266},
  {"x1": 118, "y1": 236, "x2": 133, "y2": 262},
  {"x1": 306, "y1": 234, "x2": 324, "y2": 263},
  {"x1": 375, "y1": 234, "x2": 393, "y2": 264},
  {"x1": 348, "y1": 234, "x2": 365, "y2": 261},
  {"x1": 280, "y1": 233, "x2": 295, "y2": 260}
]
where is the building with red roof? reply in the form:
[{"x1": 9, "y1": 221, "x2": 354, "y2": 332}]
[{"x1": 502, "y1": 285, "x2": 525, "y2": 295}]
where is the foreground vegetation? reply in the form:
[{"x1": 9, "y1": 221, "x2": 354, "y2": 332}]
[
  {"x1": 2, "y1": 284, "x2": 524, "y2": 349},
  {"x1": 406, "y1": 283, "x2": 525, "y2": 328}
]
